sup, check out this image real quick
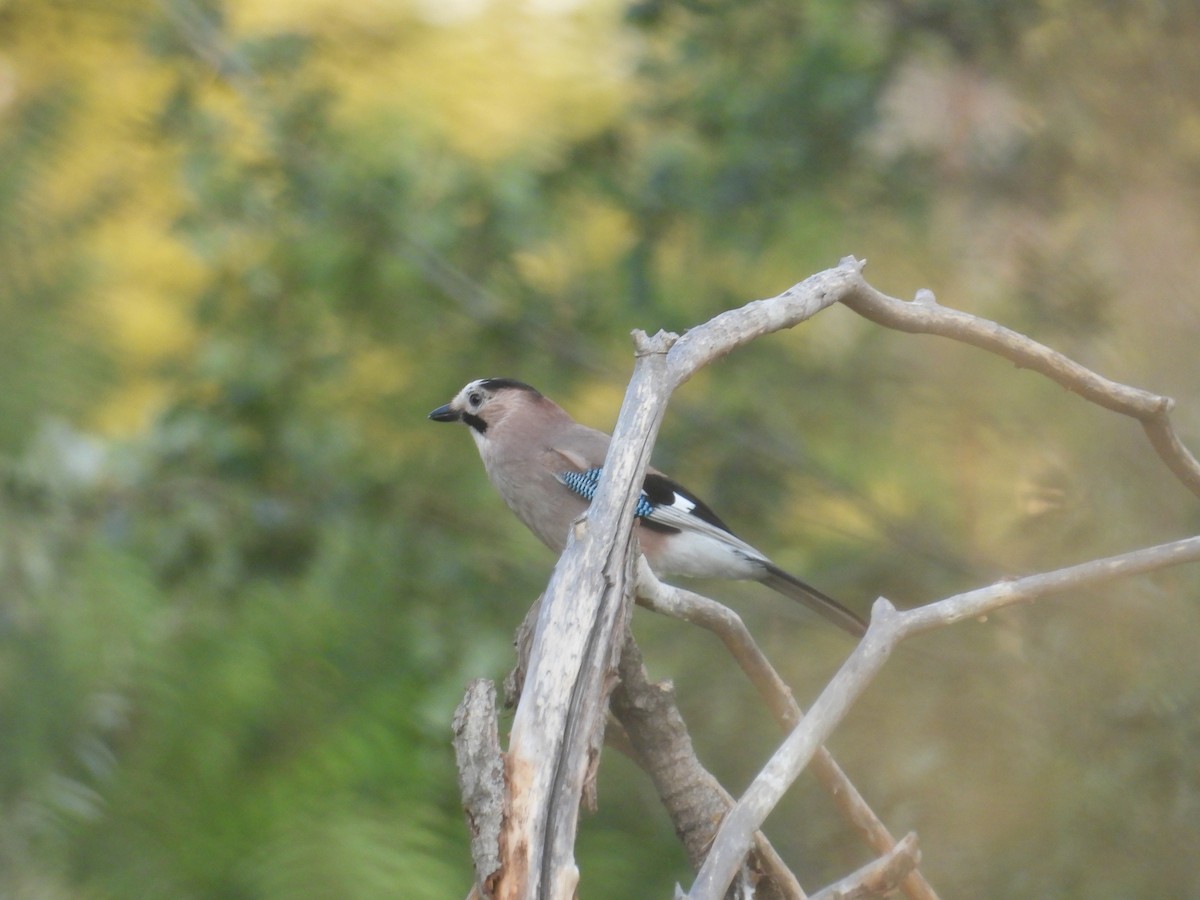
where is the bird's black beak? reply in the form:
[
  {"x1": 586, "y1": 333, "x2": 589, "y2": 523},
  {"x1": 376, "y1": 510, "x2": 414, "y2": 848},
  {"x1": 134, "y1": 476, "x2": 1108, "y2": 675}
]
[{"x1": 428, "y1": 404, "x2": 460, "y2": 423}]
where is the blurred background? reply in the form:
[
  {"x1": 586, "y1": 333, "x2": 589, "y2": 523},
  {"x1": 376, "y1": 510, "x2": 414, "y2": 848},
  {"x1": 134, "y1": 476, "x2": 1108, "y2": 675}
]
[{"x1": 3, "y1": 0, "x2": 1200, "y2": 896}]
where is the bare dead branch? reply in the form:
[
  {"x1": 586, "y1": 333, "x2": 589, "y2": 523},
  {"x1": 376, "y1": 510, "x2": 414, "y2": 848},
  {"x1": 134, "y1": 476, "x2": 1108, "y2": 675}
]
[
  {"x1": 808, "y1": 832, "x2": 922, "y2": 900},
  {"x1": 495, "y1": 342, "x2": 677, "y2": 899},
  {"x1": 660, "y1": 264, "x2": 859, "y2": 389},
  {"x1": 506, "y1": 598, "x2": 806, "y2": 898},
  {"x1": 453, "y1": 679, "x2": 506, "y2": 898},
  {"x1": 635, "y1": 561, "x2": 939, "y2": 900},
  {"x1": 503, "y1": 595, "x2": 542, "y2": 709},
  {"x1": 684, "y1": 533, "x2": 1200, "y2": 900},
  {"x1": 837, "y1": 271, "x2": 1200, "y2": 497}
]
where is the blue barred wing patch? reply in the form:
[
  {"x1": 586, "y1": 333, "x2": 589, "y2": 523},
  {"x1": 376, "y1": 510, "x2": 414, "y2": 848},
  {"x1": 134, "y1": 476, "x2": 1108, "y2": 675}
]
[{"x1": 559, "y1": 467, "x2": 655, "y2": 518}]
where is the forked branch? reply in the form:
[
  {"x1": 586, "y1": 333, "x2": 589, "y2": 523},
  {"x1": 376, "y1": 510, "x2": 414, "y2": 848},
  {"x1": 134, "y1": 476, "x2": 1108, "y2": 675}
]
[
  {"x1": 458, "y1": 258, "x2": 1200, "y2": 900},
  {"x1": 837, "y1": 271, "x2": 1200, "y2": 496},
  {"x1": 635, "y1": 561, "x2": 939, "y2": 900},
  {"x1": 684, "y1": 534, "x2": 1200, "y2": 900}
]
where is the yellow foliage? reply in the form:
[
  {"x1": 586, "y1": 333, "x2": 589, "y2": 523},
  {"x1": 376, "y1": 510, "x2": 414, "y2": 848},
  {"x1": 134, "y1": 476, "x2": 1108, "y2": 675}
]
[
  {"x1": 311, "y1": 1, "x2": 627, "y2": 164},
  {"x1": 569, "y1": 379, "x2": 625, "y2": 431},
  {"x1": 2, "y1": 0, "x2": 632, "y2": 439},
  {"x1": 92, "y1": 380, "x2": 173, "y2": 436},
  {"x1": 348, "y1": 344, "x2": 414, "y2": 398},
  {"x1": 515, "y1": 196, "x2": 633, "y2": 294}
]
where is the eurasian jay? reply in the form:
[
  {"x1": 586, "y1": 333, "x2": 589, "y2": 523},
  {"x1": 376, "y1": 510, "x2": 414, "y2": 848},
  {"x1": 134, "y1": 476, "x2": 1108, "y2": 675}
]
[{"x1": 429, "y1": 378, "x2": 866, "y2": 637}]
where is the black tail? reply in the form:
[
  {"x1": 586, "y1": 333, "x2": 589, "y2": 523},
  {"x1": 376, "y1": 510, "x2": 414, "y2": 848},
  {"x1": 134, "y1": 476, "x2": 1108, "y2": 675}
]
[{"x1": 759, "y1": 563, "x2": 867, "y2": 638}]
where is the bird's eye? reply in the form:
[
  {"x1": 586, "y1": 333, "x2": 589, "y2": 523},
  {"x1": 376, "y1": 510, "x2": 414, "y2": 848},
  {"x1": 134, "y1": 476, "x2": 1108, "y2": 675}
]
[{"x1": 468, "y1": 391, "x2": 483, "y2": 407}]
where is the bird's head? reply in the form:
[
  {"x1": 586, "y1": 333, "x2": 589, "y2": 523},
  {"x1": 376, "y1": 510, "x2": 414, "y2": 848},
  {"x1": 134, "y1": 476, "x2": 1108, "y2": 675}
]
[{"x1": 428, "y1": 378, "x2": 545, "y2": 437}]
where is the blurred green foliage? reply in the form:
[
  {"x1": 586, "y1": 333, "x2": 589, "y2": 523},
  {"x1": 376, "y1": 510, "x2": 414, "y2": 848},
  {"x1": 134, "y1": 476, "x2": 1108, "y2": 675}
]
[{"x1": 2, "y1": 0, "x2": 1200, "y2": 897}]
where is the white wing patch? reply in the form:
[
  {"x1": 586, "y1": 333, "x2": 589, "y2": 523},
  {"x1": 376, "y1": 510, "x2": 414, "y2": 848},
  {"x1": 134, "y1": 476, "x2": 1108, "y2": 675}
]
[
  {"x1": 644, "y1": 499, "x2": 767, "y2": 564},
  {"x1": 664, "y1": 492, "x2": 695, "y2": 515}
]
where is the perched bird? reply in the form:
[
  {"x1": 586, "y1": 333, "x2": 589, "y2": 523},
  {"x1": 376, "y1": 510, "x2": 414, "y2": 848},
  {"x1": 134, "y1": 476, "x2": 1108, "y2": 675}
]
[{"x1": 429, "y1": 378, "x2": 865, "y2": 637}]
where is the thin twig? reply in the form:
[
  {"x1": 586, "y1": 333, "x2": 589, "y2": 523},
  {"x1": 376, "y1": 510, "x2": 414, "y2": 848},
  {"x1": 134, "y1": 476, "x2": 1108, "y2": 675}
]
[
  {"x1": 453, "y1": 680, "x2": 505, "y2": 897},
  {"x1": 838, "y1": 270, "x2": 1200, "y2": 497}
]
